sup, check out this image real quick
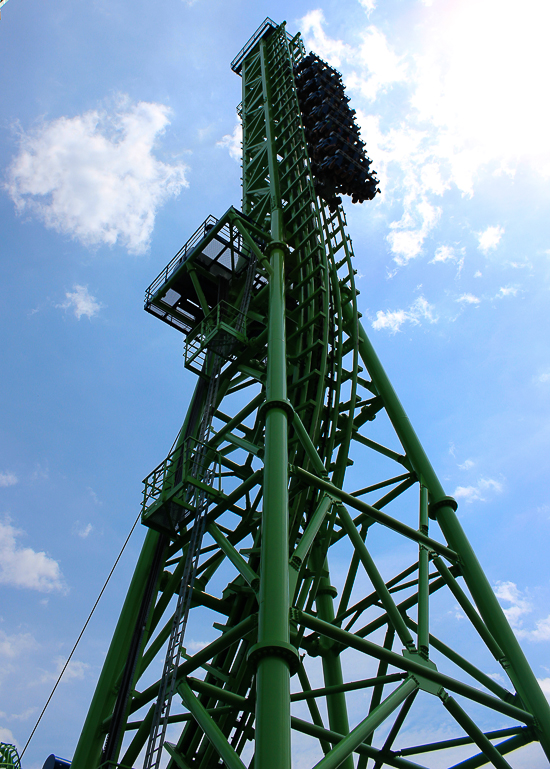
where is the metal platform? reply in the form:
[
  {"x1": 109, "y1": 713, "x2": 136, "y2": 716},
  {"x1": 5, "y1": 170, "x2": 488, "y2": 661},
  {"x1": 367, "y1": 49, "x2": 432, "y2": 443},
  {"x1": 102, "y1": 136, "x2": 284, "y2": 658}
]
[{"x1": 144, "y1": 210, "x2": 254, "y2": 335}]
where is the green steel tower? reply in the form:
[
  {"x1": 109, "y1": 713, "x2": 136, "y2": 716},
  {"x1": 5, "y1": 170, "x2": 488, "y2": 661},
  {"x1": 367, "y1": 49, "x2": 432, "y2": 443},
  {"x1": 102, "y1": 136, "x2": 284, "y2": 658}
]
[{"x1": 70, "y1": 19, "x2": 550, "y2": 769}]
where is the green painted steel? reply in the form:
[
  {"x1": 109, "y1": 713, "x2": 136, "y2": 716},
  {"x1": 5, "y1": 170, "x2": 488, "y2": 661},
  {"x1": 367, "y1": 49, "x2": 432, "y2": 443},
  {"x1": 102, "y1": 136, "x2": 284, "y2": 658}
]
[
  {"x1": 70, "y1": 18, "x2": 550, "y2": 769},
  {"x1": 0, "y1": 744, "x2": 21, "y2": 769}
]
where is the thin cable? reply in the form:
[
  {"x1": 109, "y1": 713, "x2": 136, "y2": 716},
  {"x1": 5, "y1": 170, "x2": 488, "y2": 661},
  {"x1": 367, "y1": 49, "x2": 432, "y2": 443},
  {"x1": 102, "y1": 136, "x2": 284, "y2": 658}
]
[{"x1": 20, "y1": 510, "x2": 142, "y2": 759}]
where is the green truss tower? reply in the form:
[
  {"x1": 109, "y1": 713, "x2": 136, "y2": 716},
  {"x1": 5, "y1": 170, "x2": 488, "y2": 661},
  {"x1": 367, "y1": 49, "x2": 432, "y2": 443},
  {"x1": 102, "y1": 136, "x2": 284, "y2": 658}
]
[{"x1": 70, "y1": 19, "x2": 550, "y2": 769}]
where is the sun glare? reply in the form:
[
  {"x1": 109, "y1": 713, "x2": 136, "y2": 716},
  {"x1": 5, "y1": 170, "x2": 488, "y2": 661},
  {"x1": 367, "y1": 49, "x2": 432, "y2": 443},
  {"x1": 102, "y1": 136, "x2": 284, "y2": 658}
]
[{"x1": 414, "y1": 0, "x2": 550, "y2": 169}]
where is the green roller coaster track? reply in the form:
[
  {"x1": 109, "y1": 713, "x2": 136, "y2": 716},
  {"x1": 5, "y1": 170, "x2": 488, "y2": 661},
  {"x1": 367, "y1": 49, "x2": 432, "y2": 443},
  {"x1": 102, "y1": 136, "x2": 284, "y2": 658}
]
[
  {"x1": 69, "y1": 18, "x2": 550, "y2": 769},
  {"x1": 0, "y1": 744, "x2": 21, "y2": 769}
]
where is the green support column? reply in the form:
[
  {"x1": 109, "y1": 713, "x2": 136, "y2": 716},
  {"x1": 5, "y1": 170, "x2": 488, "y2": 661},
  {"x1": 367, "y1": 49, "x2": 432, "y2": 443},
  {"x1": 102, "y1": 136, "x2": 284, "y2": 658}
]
[
  {"x1": 417, "y1": 485, "x2": 429, "y2": 656},
  {"x1": 354, "y1": 315, "x2": 550, "y2": 757},
  {"x1": 315, "y1": 570, "x2": 354, "y2": 769},
  {"x1": 71, "y1": 529, "x2": 163, "y2": 769},
  {"x1": 252, "y1": 240, "x2": 293, "y2": 769},
  {"x1": 250, "y1": 39, "x2": 293, "y2": 769}
]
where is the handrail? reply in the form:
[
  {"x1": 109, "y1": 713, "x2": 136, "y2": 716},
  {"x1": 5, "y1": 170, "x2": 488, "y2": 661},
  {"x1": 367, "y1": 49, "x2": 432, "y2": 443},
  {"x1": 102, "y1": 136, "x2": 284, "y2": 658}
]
[
  {"x1": 230, "y1": 18, "x2": 278, "y2": 74},
  {"x1": 144, "y1": 215, "x2": 218, "y2": 304},
  {"x1": 142, "y1": 438, "x2": 223, "y2": 517}
]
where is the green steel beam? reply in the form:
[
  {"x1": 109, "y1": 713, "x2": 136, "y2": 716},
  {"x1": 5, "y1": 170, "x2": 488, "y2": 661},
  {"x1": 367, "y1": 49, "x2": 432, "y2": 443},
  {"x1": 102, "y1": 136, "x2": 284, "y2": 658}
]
[
  {"x1": 353, "y1": 315, "x2": 550, "y2": 754},
  {"x1": 295, "y1": 610, "x2": 535, "y2": 724},
  {"x1": 71, "y1": 530, "x2": 163, "y2": 769},
  {"x1": 292, "y1": 465, "x2": 458, "y2": 561},
  {"x1": 440, "y1": 692, "x2": 514, "y2": 769},
  {"x1": 290, "y1": 716, "x2": 430, "y2": 769},
  {"x1": 311, "y1": 678, "x2": 418, "y2": 769},
  {"x1": 177, "y1": 681, "x2": 247, "y2": 769},
  {"x1": 417, "y1": 485, "x2": 430, "y2": 656},
  {"x1": 396, "y1": 726, "x2": 527, "y2": 756},
  {"x1": 251, "y1": 36, "x2": 293, "y2": 769}
]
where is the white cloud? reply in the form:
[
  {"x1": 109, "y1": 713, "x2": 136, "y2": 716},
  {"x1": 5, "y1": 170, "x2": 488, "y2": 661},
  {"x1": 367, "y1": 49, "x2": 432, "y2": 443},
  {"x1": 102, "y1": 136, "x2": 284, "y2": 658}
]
[
  {"x1": 0, "y1": 727, "x2": 17, "y2": 748},
  {"x1": 0, "y1": 519, "x2": 65, "y2": 593},
  {"x1": 453, "y1": 476, "x2": 503, "y2": 502},
  {"x1": 74, "y1": 522, "x2": 93, "y2": 539},
  {"x1": 372, "y1": 295, "x2": 437, "y2": 333},
  {"x1": 494, "y1": 583, "x2": 550, "y2": 642},
  {"x1": 300, "y1": 10, "x2": 352, "y2": 68},
  {"x1": 339, "y1": 113, "x2": 447, "y2": 270},
  {"x1": 496, "y1": 285, "x2": 518, "y2": 299},
  {"x1": 526, "y1": 615, "x2": 550, "y2": 642},
  {"x1": 474, "y1": 271, "x2": 482, "y2": 278},
  {"x1": 0, "y1": 472, "x2": 17, "y2": 488},
  {"x1": 494, "y1": 581, "x2": 532, "y2": 628},
  {"x1": 386, "y1": 201, "x2": 440, "y2": 265},
  {"x1": 40, "y1": 656, "x2": 89, "y2": 684},
  {"x1": 458, "y1": 459, "x2": 474, "y2": 470},
  {"x1": 372, "y1": 308, "x2": 409, "y2": 333},
  {"x1": 186, "y1": 639, "x2": 210, "y2": 653},
  {"x1": 298, "y1": 2, "x2": 550, "y2": 281},
  {"x1": 57, "y1": 657, "x2": 89, "y2": 681},
  {"x1": 358, "y1": 0, "x2": 376, "y2": 13},
  {"x1": 431, "y1": 245, "x2": 455, "y2": 263},
  {"x1": 456, "y1": 293, "x2": 480, "y2": 305},
  {"x1": 6, "y1": 98, "x2": 188, "y2": 254},
  {"x1": 346, "y1": 26, "x2": 408, "y2": 102},
  {"x1": 8, "y1": 707, "x2": 37, "y2": 722},
  {"x1": 538, "y1": 678, "x2": 550, "y2": 700},
  {"x1": 0, "y1": 629, "x2": 36, "y2": 659},
  {"x1": 58, "y1": 285, "x2": 101, "y2": 320},
  {"x1": 478, "y1": 225, "x2": 504, "y2": 254},
  {"x1": 535, "y1": 372, "x2": 550, "y2": 384},
  {"x1": 217, "y1": 122, "x2": 242, "y2": 161},
  {"x1": 87, "y1": 487, "x2": 101, "y2": 505}
]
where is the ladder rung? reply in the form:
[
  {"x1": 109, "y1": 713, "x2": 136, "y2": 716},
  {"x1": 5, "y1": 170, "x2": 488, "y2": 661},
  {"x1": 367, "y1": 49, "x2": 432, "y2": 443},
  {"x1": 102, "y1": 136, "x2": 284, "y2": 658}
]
[
  {"x1": 287, "y1": 313, "x2": 325, "y2": 342},
  {"x1": 289, "y1": 338, "x2": 324, "y2": 362},
  {"x1": 289, "y1": 369, "x2": 322, "y2": 392}
]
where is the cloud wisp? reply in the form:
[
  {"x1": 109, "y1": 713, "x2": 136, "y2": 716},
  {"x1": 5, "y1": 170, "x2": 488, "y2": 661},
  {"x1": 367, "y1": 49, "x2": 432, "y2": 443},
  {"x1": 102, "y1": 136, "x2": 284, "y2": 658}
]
[
  {"x1": 495, "y1": 286, "x2": 518, "y2": 299},
  {"x1": 0, "y1": 629, "x2": 36, "y2": 659},
  {"x1": 0, "y1": 519, "x2": 66, "y2": 593},
  {"x1": 6, "y1": 99, "x2": 189, "y2": 254},
  {"x1": 478, "y1": 225, "x2": 504, "y2": 254},
  {"x1": 0, "y1": 472, "x2": 18, "y2": 488},
  {"x1": 431, "y1": 245, "x2": 456, "y2": 264},
  {"x1": 453, "y1": 477, "x2": 503, "y2": 503},
  {"x1": 456, "y1": 293, "x2": 480, "y2": 305},
  {"x1": 39, "y1": 656, "x2": 89, "y2": 684},
  {"x1": 372, "y1": 295, "x2": 437, "y2": 333},
  {"x1": 73, "y1": 522, "x2": 93, "y2": 539},
  {"x1": 57, "y1": 285, "x2": 101, "y2": 320},
  {"x1": 217, "y1": 122, "x2": 242, "y2": 161},
  {"x1": 494, "y1": 581, "x2": 550, "y2": 642}
]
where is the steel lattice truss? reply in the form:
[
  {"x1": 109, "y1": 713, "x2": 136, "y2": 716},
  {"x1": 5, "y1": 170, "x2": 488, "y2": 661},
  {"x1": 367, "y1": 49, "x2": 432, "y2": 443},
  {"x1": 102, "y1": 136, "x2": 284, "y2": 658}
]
[{"x1": 71, "y1": 19, "x2": 550, "y2": 769}]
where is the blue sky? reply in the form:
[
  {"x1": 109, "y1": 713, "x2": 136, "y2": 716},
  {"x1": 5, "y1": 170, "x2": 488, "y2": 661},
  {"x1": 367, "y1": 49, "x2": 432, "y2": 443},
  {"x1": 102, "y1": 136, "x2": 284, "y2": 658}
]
[{"x1": 1, "y1": 0, "x2": 550, "y2": 766}]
